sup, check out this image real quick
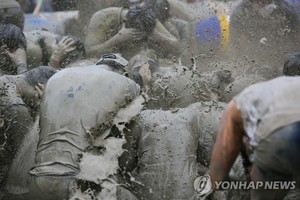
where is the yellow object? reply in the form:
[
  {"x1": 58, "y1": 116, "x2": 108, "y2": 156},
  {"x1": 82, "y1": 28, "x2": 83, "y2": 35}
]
[{"x1": 218, "y1": 14, "x2": 230, "y2": 51}]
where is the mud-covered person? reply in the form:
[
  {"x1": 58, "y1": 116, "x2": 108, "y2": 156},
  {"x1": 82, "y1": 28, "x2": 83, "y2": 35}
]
[
  {"x1": 0, "y1": 66, "x2": 57, "y2": 196},
  {"x1": 222, "y1": 53, "x2": 300, "y2": 103},
  {"x1": 129, "y1": 107, "x2": 200, "y2": 199},
  {"x1": 75, "y1": 0, "x2": 115, "y2": 28},
  {"x1": 0, "y1": 23, "x2": 28, "y2": 75},
  {"x1": 209, "y1": 76, "x2": 300, "y2": 200},
  {"x1": 148, "y1": 0, "x2": 193, "y2": 63},
  {"x1": 128, "y1": 49, "x2": 233, "y2": 109},
  {"x1": 29, "y1": 54, "x2": 143, "y2": 200},
  {"x1": 0, "y1": 0, "x2": 24, "y2": 30},
  {"x1": 25, "y1": 31, "x2": 85, "y2": 69},
  {"x1": 229, "y1": 0, "x2": 300, "y2": 66},
  {"x1": 69, "y1": 0, "x2": 130, "y2": 39},
  {"x1": 85, "y1": 2, "x2": 180, "y2": 60},
  {"x1": 283, "y1": 52, "x2": 300, "y2": 76}
]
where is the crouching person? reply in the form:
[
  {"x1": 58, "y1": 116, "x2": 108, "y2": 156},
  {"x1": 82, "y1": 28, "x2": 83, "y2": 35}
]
[
  {"x1": 209, "y1": 76, "x2": 300, "y2": 200},
  {"x1": 0, "y1": 66, "x2": 57, "y2": 196},
  {"x1": 29, "y1": 53, "x2": 143, "y2": 200}
]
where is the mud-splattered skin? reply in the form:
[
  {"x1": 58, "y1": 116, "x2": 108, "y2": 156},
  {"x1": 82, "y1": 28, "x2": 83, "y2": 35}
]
[
  {"x1": 128, "y1": 51, "x2": 233, "y2": 109},
  {"x1": 73, "y1": 0, "x2": 124, "y2": 39},
  {"x1": 0, "y1": 70, "x2": 54, "y2": 195},
  {"x1": 0, "y1": 54, "x2": 18, "y2": 76},
  {"x1": 145, "y1": 63, "x2": 209, "y2": 109},
  {"x1": 130, "y1": 108, "x2": 200, "y2": 200},
  {"x1": 85, "y1": 5, "x2": 181, "y2": 61},
  {"x1": 127, "y1": 101, "x2": 249, "y2": 200},
  {"x1": 29, "y1": 65, "x2": 142, "y2": 200},
  {"x1": 25, "y1": 31, "x2": 78, "y2": 69},
  {"x1": 24, "y1": 30, "x2": 77, "y2": 70},
  {"x1": 187, "y1": 101, "x2": 226, "y2": 167},
  {"x1": 221, "y1": 63, "x2": 283, "y2": 103},
  {"x1": 210, "y1": 77, "x2": 300, "y2": 200},
  {"x1": 138, "y1": 62, "x2": 233, "y2": 109},
  {"x1": 0, "y1": 76, "x2": 34, "y2": 194},
  {"x1": 0, "y1": 66, "x2": 56, "y2": 198},
  {"x1": 223, "y1": 74, "x2": 266, "y2": 103}
]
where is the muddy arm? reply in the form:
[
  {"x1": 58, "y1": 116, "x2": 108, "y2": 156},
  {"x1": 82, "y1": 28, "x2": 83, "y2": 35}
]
[{"x1": 209, "y1": 100, "x2": 244, "y2": 189}]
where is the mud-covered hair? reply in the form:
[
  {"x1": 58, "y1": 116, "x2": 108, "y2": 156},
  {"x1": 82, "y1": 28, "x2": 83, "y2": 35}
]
[
  {"x1": 126, "y1": 3, "x2": 156, "y2": 33},
  {"x1": 153, "y1": 0, "x2": 170, "y2": 23},
  {"x1": 24, "y1": 66, "x2": 57, "y2": 87},
  {"x1": 0, "y1": 1, "x2": 25, "y2": 29},
  {"x1": 0, "y1": 23, "x2": 26, "y2": 51},
  {"x1": 283, "y1": 52, "x2": 300, "y2": 76}
]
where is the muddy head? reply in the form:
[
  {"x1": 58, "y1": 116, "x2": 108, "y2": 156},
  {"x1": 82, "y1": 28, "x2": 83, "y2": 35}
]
[
  {"x1": 0, "y1": 0, "x2": 24, "y2": 30},
  {"x1": 209, "y1": 69, "x2": 233, "y2": 92},
  {"x1": 0, "y1": 23, "x2": 27, "y2": 75},
  {"x1": 283, "y1": 52, "x2": 300, "y2": 76},
  {"x1": 223, "y1": 74, "x2": 266, "y2": 103}
]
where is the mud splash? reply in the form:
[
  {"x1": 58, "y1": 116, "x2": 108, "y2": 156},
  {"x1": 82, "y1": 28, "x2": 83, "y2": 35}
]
[{"x1": 70, "y1": 95, "x2": 145, "y2": 200}]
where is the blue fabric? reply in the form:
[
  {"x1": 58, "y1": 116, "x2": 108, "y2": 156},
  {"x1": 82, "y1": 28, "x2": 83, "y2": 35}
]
[
  {"x1": 24, "y1": 14, "x2": 57, "y2": 32},
  {"x1": 194, "y1": 16, "x2": 221, "y2": 48},
  {"x1": 274, "y1": 121, "x2": 300, "y2": 174},
  {"x1": 255, "y1": 121, "x2": 300, "y2": 180},
  {"x1": 284, "y1": 0, "x2": 300, "y2": 20}
]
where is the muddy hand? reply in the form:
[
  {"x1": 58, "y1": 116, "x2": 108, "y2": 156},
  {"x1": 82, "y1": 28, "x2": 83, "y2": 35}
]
[
  {"x1": 50, "y1": 36, "x2": 76, "y2": 67},
  {"x1": 1, "y1": 45, "x2": 27, "y2": 65},
  {"x1": 58, "y1": 37, "x2": 77, "y2": 54},
  {"x1": 118, "y1": 22, "x2": 146, "y2": 41},
  {"x1": 139, "y1": 63, "x2": 152, "y2": 85},
  {"x1": 35, "y1": 83, "x2": 45, "y2": 99}
]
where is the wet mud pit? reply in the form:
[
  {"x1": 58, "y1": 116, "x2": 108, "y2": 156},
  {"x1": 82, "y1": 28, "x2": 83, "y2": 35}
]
[{"x1": 1, "y1": 0, "x2": 300, "y2": 199}]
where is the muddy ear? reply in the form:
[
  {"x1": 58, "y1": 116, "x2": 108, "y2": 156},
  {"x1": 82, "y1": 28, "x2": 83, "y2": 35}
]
[{"x1": 0, "y1": 118, "x2": 4, "y2": 128}]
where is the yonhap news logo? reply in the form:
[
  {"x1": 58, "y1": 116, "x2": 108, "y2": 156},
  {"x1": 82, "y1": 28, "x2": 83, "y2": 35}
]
[
  {"x1": 193, "y1": 175, "x2": 212, "y2": 197},
  {"x1": 194, "y1": 175, "x2": 297, "y2": 196}
]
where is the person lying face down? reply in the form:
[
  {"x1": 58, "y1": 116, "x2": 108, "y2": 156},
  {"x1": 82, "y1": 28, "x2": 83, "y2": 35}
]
[
  {"x1": 0, "y1": 23, "x2": 27, "y2": 75},
  {"x1": 25, "y1": 30, "x2": 85, "y2": 69},
  {"x1": 0, "y1": 66, "x2": 57, "y2": 195}
]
